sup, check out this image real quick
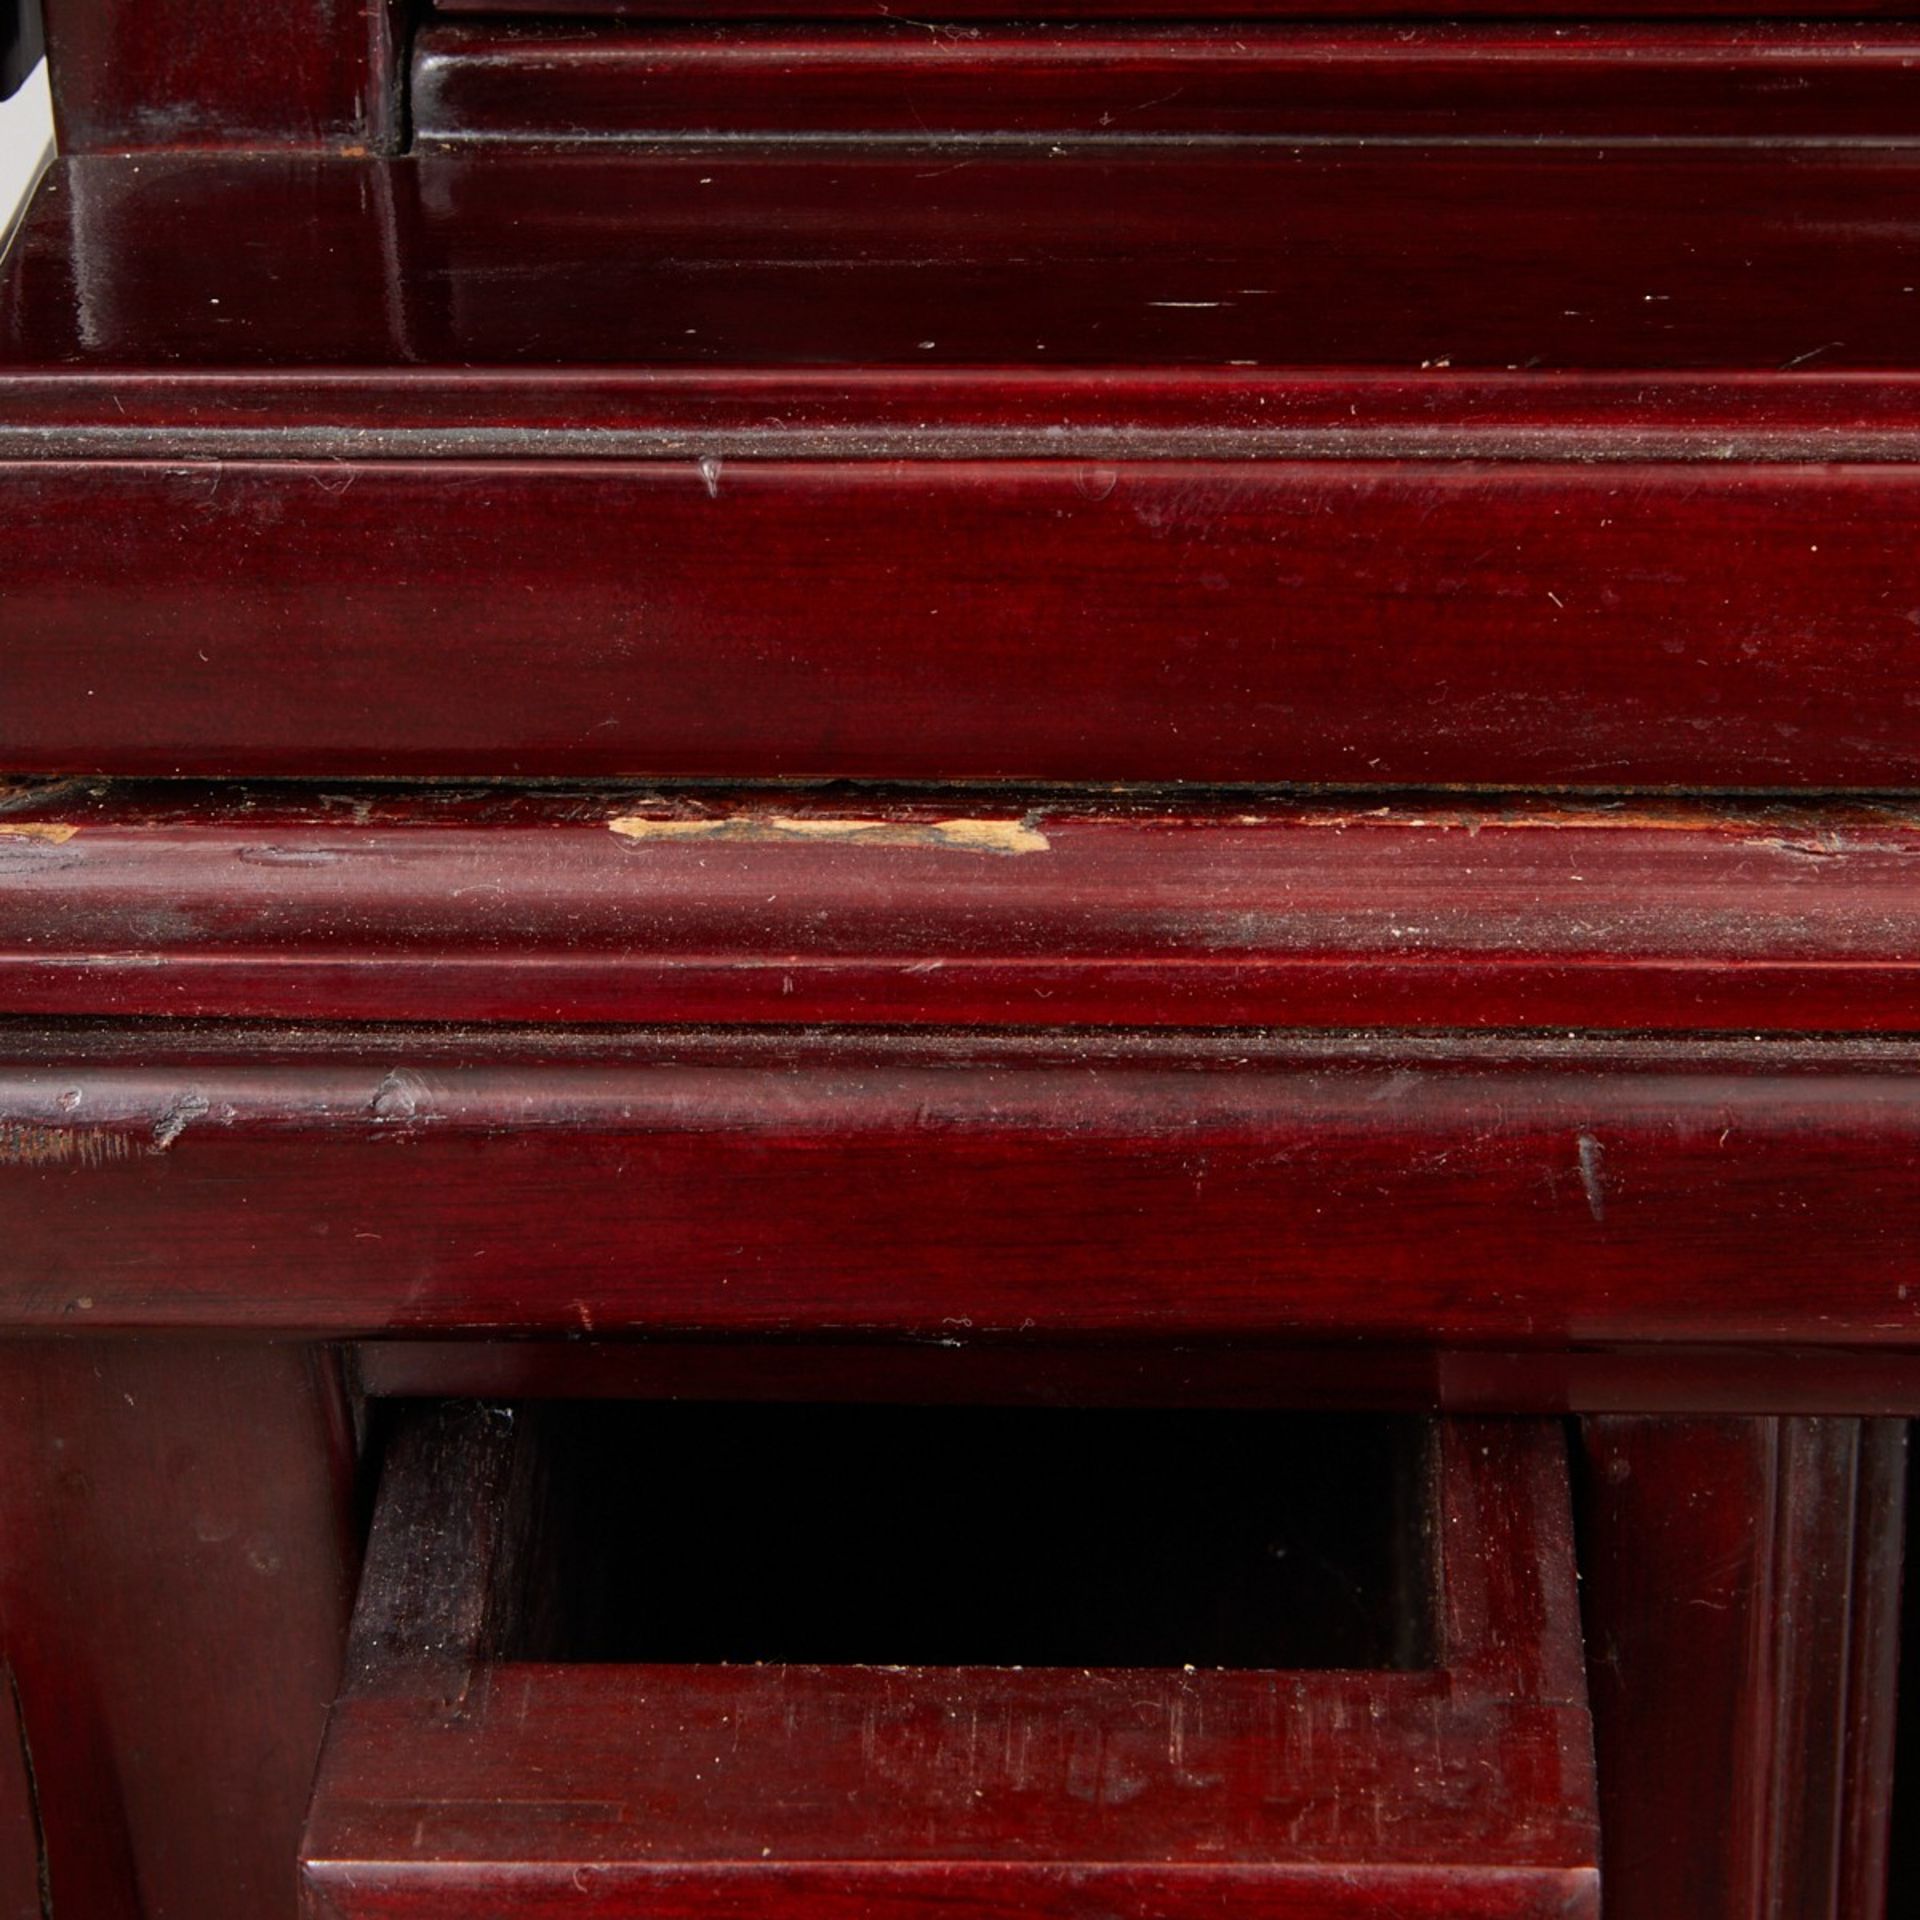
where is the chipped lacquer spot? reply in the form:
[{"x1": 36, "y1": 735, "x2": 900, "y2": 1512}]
[{"x1": 608, "y1": 813, "x2": 1049, "y2": 855}]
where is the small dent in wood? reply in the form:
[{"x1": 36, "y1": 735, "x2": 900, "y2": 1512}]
[
  {"x1": 370, "y1": 1068, "x2": 436, "y2": 1123},
  {"x1": 150, "y1": 1092, "x2": 210, "y2": 1152}
]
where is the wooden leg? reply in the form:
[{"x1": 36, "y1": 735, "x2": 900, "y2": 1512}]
[
  {"x1": 0, "y1": 1340, "x2": 359, "y2": 1920},
  {"x1": 0, "y1": 1653, "x2": 41, "y2": 1920},
  {"x1": 1578, "y1": 1416, "x2": 1906, "y2": 1920}
]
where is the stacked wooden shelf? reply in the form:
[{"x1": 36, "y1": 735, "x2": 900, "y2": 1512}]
[
  {"x1": 8, "y1": 45, "x2": 1920, "y2": 783},
  {"x1": 0, "y1": 2, "x2": 1913, "y2": 1918}
]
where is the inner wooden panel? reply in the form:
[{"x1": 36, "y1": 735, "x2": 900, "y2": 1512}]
[{"x1": 502, "y1": 1403, "x2": 1436, "y2": 1671}]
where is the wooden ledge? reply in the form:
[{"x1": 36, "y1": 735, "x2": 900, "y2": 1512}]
[
  {"x1": 6, "y1": 787, "x2": 1920, "y2": 1029},
  {"x1": 11, "y1": 152, "x2": 1920, "y2": 783},
  {"x1": 416, "y1": 24, "x2": 1920, "y2": 151},
  {"x1": 0, "y1": 1023, "x2": 1919, "y2": 1355}
]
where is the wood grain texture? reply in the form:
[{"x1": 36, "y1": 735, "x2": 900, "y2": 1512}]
[
  {"x1": 414, "y1": 24, "x2": 1920, "y2": 148},
  {"x1": 341, "y1": 1402, "x2": 543, "y2": 1684},
  {"x1": 15, "y1": 455, "x2": 1920, "y2": 784},
  {"x1": 1575, "y1": 1417, "x2": 1909, "y2": 1920},
  {"x1": 302, "y1": 1410, "x2": 1596, "y2": 1919},
  {"x1": 10, "y1": 787, "x2": 1920, "y2": 1030},
  {"x1": 39, "y1": 0, "x2": 405, "y2": 153},
  {"x1": 4, "y1": 1028, "x2": 1920, "y2": 1361},
  {"x1": 11, "y1": 152, "x2": 1920, "y2": 780},
  {"x1": 0, "y1": 1341, "x2": 360, "y2": 1920}
]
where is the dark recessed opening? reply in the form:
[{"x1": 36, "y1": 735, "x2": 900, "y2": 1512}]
[{"x1": 508, "y1": 1404, "x2": 1436, "y2": 1672}]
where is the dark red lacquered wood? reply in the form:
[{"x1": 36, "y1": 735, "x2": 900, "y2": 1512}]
[
  {"x1": 21, "y1": 453, "x2": 1920, "y2": 784},
  {"x1": 0, "y1": 1340, "x2": 359, "y2": 1920},
  {"x1": 21, "y1": 451, "x2": 1920, "y2": 785},
  {"x1": 14, "y1": 151, "x2": 1920, "y2": 780},
  {"x1": 351, "y1": 1336, "x2": 1920, "y2": 1418},
  {"x1": 4, "y1": 1028, "x2": 1920, "y2": 1360},
  {"x1": 9, "y1": 787, "x2": 1920, "y2": 1031},
  {"x1": 301, "y1": 1409, "x2": 1597, "y2": 1919},
  {"x1": 0, "y1": 1666, "x2": 38, "y2": 1920},
  {"x1": 10, "y1": 3, "x2": 1915, "y2": 1910},
  {"x1": 1576, "y1": 1418, "x2": 1908, "y2": 1920},
  {"x1": 11, "y1": 142, "x2": 1920, "y2": 783},
  {"x1": 20, "y1": 149, "x2": 1920, "y2": 379},
  {"x1": 39, "y1": 0, "x2": 405, "y2": 153},
  {"x1": 16, "y1": 368, "x2": 1920, "y2": 452},
  {"x1": 1840, "y1": 1427, "x2": 1909, "y2": 1920},
  {"x1": 415, "y1": 24, "x2": 1920, "y2": 148},
  {"x1": 436, "y1": 0, "x2": 1920, "y2": 18}
]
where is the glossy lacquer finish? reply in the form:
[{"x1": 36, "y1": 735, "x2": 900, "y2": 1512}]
[
  {"x1": 39, "y1": 0, "x2": 404, "y2": 152},
  {"x1": 302, "y1": 1407, "x2": 1597, "y2": 1919},
  {"x1": 0, "y1": 1341, "x2": 359, "y2": 1920},
  {"x1": 18, "y1": 149, "x2": 1920, "y2": 381},
  {"x1": 26, "y1": 456, "x2": 1920, "y2": 784},
  {"x1": 12, "y1": 153, "x2": 1920, "y2": 779},
  {"x1": 415, "y1": 25, "x2": 1920, "y2": 148},
  {"x1": 4, "y1": 1027, "x2": 1920, "y2": 1365},
  {"x1": 1577, "y1": 1419, "x2": 1909, "y2": 1920},
  {"x1": 9, "y1": 788, "x2": 1920, "y2": 1031},
  {"x1": 18, "y1": 787, "x2": 1920, "y2": 1036}
]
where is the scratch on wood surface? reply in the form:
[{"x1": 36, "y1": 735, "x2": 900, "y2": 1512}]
[
  {"x1": 4, "y1": 1665, "x2": 52, "y2": 1920},
  {"x1": 150, "y1": 1092, "x2": 210, "y2": 1152},
  {"x1": 609, "y1": 815, "x2": 1050, "y2": 856},
  {"x1": 0, "y1": 1123, "x2": 134, "y2": 1169},
  {"x1": 0, "y1": 824, "x2": 79, "y2": 844},
  {"x1": 1576, "y1": 1134, "x2": 1607, "y2": 1224}
]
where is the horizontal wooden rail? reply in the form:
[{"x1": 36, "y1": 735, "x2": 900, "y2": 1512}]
[
  {"x1": 6, "y1": 788, "x2": 1920, "y2": 1030},
  {"x1": 12, "y1": 152, "x2": 1920, "y2": 781},
  {"x1": 1, "y1": 1027, "x2": 1919, "y2": 1361},
  {"x1": 415, "y1": 25, "x2": 1920, "y2": 148}
]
